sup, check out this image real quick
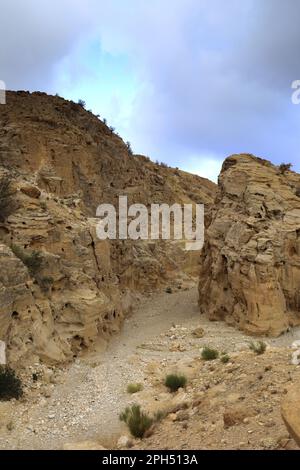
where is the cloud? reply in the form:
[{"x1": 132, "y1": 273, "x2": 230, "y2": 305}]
[{"x1": 1, "y1": 0, "x2": 300, "y2": 181}]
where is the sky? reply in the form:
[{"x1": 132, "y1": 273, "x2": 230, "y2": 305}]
[{"x1": 0, "y1": 0, "x2": 300, "y2": 182}]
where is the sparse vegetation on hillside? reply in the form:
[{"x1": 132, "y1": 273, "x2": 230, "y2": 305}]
[
  {"x1": 11, "y1": 244, "x2": 43, "y2": 275},
  {"x1": 126, "y1": 141, "x2": 133, "y2": 155},
  {"x1": 77, "y1": 99, "x2": 86, "y2": 109},
  {"x1": 119, "y1": 404, "x2": 153, "y2": 438},
  {"x1": 249, "y1": 341, "x2": 267, "y2": 355},
  {"x1": 220, "y1": 353, "x2": 230, "y2": 364},
  {"x1": 201, "y1": 346, "x2": 219, "y2": 361},
  {"x1": 279, "y1": 162, "x2": 292, "y2": 174},
  {"x1": 127, "y1": 383, "x2": 143, "y2": 394},
  {"x1": 0, "y1": 366, "x2": 23, "y2": 401},
  {"x1": 164, "y1": 374, "x2": 187, "y2": 392},
  {"x1": 0, "y1": 175, "x2": 17, "y2": 222}
]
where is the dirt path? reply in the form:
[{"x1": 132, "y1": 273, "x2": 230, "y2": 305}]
[{"x1": 1, "y1": 286, "x2": 300, "y2": 450}]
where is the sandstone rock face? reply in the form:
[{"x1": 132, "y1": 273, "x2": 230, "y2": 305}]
[
  {"x1": 281, "y1": 381, "x2": 300, "y2": 447},
  {"x1": 199, "y1": 154, "x2": 300, "y2": 336},
  {"x1": 0, "y1": 91, "x2": 216, "y2": 365}
]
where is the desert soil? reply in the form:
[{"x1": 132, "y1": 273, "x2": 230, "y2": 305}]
[{"x1": 0, "y1": 285, "x2": 300, "y2": 450}]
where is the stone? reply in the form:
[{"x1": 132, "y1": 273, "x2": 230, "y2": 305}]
[
  {"x1": 223, "y1": 405, "x2": 254, "y2": 428},
  {"x1": 282, "y1": 382, "x2": 300, "y2": 446},
  {"x1": 20, "y1": 184, "x2": 41, "y2": 199},
  {"x1": 192, "y1": 327, "x2": 205, "y2": 338},
  {"x1": 0, "y1": 91, "x2": 216, "y2": 365},
  {"x1": 291, "y1": 350, "x2": 300, "y2": 365},
  {"x1": 117, "y1": 435, "x2": 133, "y2": 449},
  {"x1": 199, "y1": 154, "x2": 300, "y2": 337}
]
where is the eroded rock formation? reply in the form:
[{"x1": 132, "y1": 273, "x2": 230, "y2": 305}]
[
  {"x1": 0, "y1": 91, "x2": 216, "y2": 365},
  {"x1": 199, "y1": 154, "x2": 300, "y2": 336}
]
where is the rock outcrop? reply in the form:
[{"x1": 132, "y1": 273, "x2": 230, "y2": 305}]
[
  {"x1": 0, "y1": 91, "x2": 216, "y2": 365},
  {"x1": 281, "y1": 381, "x2": 300, "y2": 447},
  {"x1": 199, "y1": 154, "x2": 300, "y2": 336}
]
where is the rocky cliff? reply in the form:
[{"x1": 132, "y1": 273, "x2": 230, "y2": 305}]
[
  {"x1": 0, "y1": 91, "x2": 216, "y2": 365},
  {"x1": 199, "y1": 154, "x2": 300, "y2": 336}
]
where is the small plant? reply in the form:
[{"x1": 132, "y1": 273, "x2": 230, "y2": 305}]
[
  {"x1": 78, "y1": 99, "x2": 86, "y2": 109},
  {"x1": 119, "y1": 404, "x2": 153, "y2": 438},
  {"x1": 220, "y1": 353, "x2": 230, "y2": 364},
  {"x1": 11, "y1": 244, "x2": 43, "y2": 275},
  {"x1": 279, "y1": 163, "x2": 292, "y2": 174},
  {"x1": 109, "y1": 126, "x2": 115, "y2": 133},
  {"x1": 249, "y1": 340, "x2": 267, "y2": 355},
  {"x1": 126, "y1": 141, "x2": 133, "y2": 155},
  {"x1": 40, "y1": 201, "x2": 47, "y2": 211},
  {"x1": 201, "y1": 347, "x2": 219, "y2": 361},
  {"x1": 0, "y1": 366, "x2": 23, "y2": 401},
  {"x1": 154, "y1": 410, "x2": 166, "y2": 422},
  {"x1": 38, "y1": 276, "x2": 54, "y2": 292},
  {"x1": 0, "y1": 175, "x2": 17, "y2": 222},
  {"x1": 127, "y1": 383, "x2": 143, "y2": 394},
  {"x1": 164, "y1": 374, "x2": 187, "y2": 392}
]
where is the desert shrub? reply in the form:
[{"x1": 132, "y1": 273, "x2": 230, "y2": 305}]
[
  {"x1": 127, "y1": 383, "x2": 143, "y2": 394},
  {"x1": 201, "y1": 347, "x2": 219, "y2": 361},
  {"x1": 249, "y1": 341, "x2": 267, "y2": 355},
  {"x1": 126, "y1": 141, "x2": 133, "y2": 155},
  {"x1": 109, "y1": 126, "x2": 115, "y2": 133},
  {"x1": 279, "y1": 163, "x2": 292, "y2": 174},
  {"x1": 77, "y1": 99, "x2": 86, "y2": 109},
  {"x1": 154, "y1": 410, "x2": 166, "y2": 422},
  {"x1": 164, "y1": 374, "x2": 187, "y2": 392},
  {"x1": 220, "y1": 353, "x2": 230, "y2": 364},
  {"x1": 38, "y1": 276, "x2": 54, "y2": 292},
  {"x1": 119, "y1": 404, "x2": 153, "y2": 438},
  {"x1": 11, "y1": 244, "x2": 43, "y2": 275},
  {"x1": 0, "y1": 175, "x2": 17, "y2": 222},
  {"x1": 0, "y1": 366, "x2": 23, "y2": 401}
]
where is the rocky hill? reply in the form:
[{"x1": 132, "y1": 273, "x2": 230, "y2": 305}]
[
  {"x1": 199, "y1": 154, "x2": 300, "y2": 336},
  {"x1": 0, "y1": 91, "x2": 216, "y2": 366}
]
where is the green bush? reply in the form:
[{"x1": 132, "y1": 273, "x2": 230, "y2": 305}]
[
  {"x1": 154, "y1": 410, "x2": 166, "y2": 422},
  {"x1": 126, "y1": 141, "x2": 133, "y2": 155},
  {"x1": 38, "y1": 276, "x2": 54, "y2": 292},
  {"x1": 0, "y1": 366, "x2": 23, "y2": 401},
  {"x1": 77, "y1": 99, "x2": 86, "y2": 108},
  {"x1": 220, "y1": 354, "x2": 230, "y2": 364},
  {"x1": 201, "y1": 347, "x2": 219, "y2": 361},
  {"x1": 249, "y1": 341, "x2": 267, "y2": 355},
  {"x1": 279, "y1": 163, "x2": 292, "y2": 174},
  {"x1": 11, "y1": 244, "x2": 43, "y2": 275},
  {"x1": 164, "y1": 374, "x2": 187, "y2": 392},
  {"x1": 119, "y1": 404, "x2": 153, "y2": 438},
  {"x1": 127, "y1": 383, "x2": 143, "y2": 394}
]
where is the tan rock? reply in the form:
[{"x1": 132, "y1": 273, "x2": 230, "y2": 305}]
[
  {"x1": 223, "y1": 405, "x2": 255, "y2": 428},
  {"x1": 281, "y1": 381, "x2": 300, "y2": 447},
  {"x1": 199, "y1": 154, "x2": 300, "y2": 336},
  {"x1": 192, "y1": 327, "x2": 205, "y2": 338},
  {"x1": 0, "y1": 91, "x2": 216, "y2": 365},
  {"x1": 20, "y1": 185, "x2": 41, "y2": 199}
]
